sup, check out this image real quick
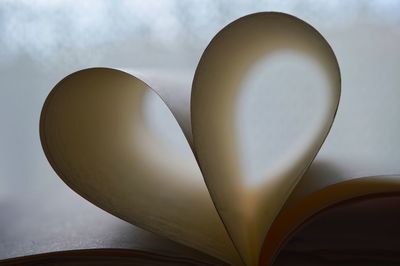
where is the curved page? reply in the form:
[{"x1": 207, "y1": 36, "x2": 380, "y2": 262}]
[
  {"x1": 275, "y1": 195, "x2": 400, "y2": 265},
  {"x1": 261, "y1": 175, "x2": 400, "y2": 265},
  {"x1": 191, "y1": 12, "x2": 340, "y2": 265},
  {"x1": 128, "y1": 68, "x2": 194, "y2": 147},
  {"x1": 39, "y1": 68, "x2": 241, "y2": 265}
]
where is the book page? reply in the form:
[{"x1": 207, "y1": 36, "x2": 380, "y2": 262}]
[
  {"x1": 40, "y1": 68, "x2": 242, "y2": 265},
  {"x1": 131, "y1": 68, "x2": 194, "y2": 148},
  {"x1": 275, "y1": 194, "x2": 400, "y2": 265},
  {"x1": 191, "y1": 13, "x2": 340, "y2": 266},
  {"x1": 260, "y1": 175, "x2": 400, "y2": 265},
  {"x1": 0, "y1": 175, "x2": 226, "y2": 266}
]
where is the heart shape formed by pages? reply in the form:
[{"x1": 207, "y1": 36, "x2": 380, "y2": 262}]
[{"x1": 40, "y1": 12, "x2": 340, "y2": 266}]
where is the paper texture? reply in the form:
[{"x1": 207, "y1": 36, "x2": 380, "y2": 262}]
[
  {"x1": 39, "y1": 68, "x2": 241, "y2": 265},
  {"x1": 191, "y1": 13, "x2": 340, "y2": 265},
  {"x1": 261, "y1": 175, "x2": 400, "y2": 265},
  {"x1": 0, "y1": 181, "x2": 222, "y2": 265},
  {"x1": 275, "y1": 194, "x2": 400, "y2": 265}
]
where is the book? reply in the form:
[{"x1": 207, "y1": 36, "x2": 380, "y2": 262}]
[{"x1": 3, "y1": 12, "x2": 400, "y2": 266}]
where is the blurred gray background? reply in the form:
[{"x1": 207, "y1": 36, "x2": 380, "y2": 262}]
[{"x1": 1, "y1": 0, "x2": 400, "y2": 261}]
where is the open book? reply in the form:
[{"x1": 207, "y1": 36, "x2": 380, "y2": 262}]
[{"x1": 6, "y1": 12, "x2": 400, "y2": 266}]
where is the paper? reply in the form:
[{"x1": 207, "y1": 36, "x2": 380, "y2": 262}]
[
  {"x1": 191, "y1": 12, "x2": 340, "y2": 265},
  {"x1": 39, "y1": 68, "x2": 241, "y2": 265}
]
